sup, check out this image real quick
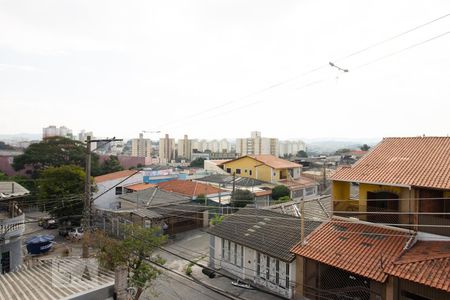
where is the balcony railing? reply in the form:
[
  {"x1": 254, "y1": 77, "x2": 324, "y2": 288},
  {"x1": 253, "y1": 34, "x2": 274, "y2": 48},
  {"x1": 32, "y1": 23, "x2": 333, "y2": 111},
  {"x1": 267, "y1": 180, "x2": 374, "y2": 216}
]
[
  {"x1": 334, "y1": 207, "x2": 450, "y2": 237},
  {"x1": 0, "y1": 214, "x2": 25, "y2": 239}
]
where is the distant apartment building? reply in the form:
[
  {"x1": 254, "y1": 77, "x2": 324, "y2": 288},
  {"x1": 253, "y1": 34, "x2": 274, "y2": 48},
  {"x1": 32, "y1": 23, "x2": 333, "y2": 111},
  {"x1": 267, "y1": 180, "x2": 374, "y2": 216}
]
[
  {"x1": 42, "y1": 125, "x2": 73, "y2": 139},
  {"x1": 236, "y1": 131, "x2": 279, "y2": 156},
  {"x1": 177, "y1": 135, "x2": 192, "y2": 160},
  {"x1": 159, "y1": 134, "x2": 175, "y2": 164},
  {"x1": 279, "y1": 140, "x2": 306, "y2": 157},
  {"x1": 131, "y1": 133, "x2": 152, "y2": 157}
]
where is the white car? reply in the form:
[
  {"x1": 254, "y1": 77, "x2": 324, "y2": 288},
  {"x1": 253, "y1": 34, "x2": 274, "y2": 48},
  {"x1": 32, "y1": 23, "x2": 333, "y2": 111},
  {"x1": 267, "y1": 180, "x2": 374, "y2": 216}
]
[{"x1": 68, "y1": 227, "x2": 84, "y2": 240}]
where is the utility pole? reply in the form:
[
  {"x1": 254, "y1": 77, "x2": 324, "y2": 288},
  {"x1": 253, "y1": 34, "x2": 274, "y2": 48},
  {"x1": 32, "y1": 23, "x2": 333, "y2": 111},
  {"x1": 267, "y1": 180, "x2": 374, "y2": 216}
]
[
  {"x1": 300, "y1": 198, "x2": 305, "y2": 244},
  {"x1": 83, "y1": 136, "x2": 123, "y2": 258},
  {"x1": 231, "y1": 172, "x2": 236, "y2": 208}
]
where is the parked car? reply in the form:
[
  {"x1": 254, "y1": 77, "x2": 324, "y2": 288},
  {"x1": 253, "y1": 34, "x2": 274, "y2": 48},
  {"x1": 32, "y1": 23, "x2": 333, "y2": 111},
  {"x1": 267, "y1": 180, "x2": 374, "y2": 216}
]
[
  {"x1": 58, "y1": 226, "x2": 73, "y2": 237},
  {"x1": 68, "y1": 227, "x2": 84, "y2": 240},
  {"x1": 43, "y1": 218, "x2": 58, "y2": 229}
]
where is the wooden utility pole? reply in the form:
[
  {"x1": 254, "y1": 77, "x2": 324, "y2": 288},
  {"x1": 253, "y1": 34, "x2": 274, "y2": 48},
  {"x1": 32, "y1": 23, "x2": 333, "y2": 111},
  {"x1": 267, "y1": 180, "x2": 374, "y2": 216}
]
[
  {"x1": 300, "y1": 198, "x2": 305, "y2": 244},
  {"x1": 231, "y1": 172, "x2": 236, "y2": 207},
  {"x1": 83, "y1": 136, "x2": 122, "y2": 258}
]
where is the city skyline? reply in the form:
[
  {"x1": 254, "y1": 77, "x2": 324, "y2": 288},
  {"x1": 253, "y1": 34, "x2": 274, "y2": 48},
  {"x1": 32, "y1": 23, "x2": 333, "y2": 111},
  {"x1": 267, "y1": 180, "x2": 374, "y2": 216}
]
[{"x1": 1, "y1": 1, "x2": 450, "y2": 139}]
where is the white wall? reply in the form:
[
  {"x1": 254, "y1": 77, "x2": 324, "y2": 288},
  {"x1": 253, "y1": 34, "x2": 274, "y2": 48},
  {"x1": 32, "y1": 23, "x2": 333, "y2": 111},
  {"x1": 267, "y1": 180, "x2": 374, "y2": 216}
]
[
  {"x1": 210, "y1": 236, "x2": 296, "y2": 299},
  {"x1": 94, "y1": 173, "x2": 143, "y2": 209}
]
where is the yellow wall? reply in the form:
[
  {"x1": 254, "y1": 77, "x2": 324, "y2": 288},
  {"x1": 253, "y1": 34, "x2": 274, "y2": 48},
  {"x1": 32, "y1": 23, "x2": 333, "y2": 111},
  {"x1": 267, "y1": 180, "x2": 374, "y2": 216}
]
[{"x1": 222, "y1": 156, "x2": 277, "y2": 182}]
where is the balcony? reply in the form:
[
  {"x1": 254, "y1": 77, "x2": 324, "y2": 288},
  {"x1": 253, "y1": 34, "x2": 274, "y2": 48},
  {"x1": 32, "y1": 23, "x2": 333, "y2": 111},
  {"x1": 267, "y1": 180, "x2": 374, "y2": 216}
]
[{"x1": 0, "y1": 213, "x2": 25, "y2": 240}]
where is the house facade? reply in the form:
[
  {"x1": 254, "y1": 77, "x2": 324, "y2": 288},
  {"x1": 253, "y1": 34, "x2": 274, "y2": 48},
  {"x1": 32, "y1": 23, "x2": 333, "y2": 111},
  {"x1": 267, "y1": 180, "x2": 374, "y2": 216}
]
[
  {"x1": 93, "y1": 170, "x2": 143, "y2": 209},
  {"x1": 208, "y1": 209, "x2": 321, "y2": 299},
  {"x1": 219, "y1": 155, "x2": 302, "y2": 183},
  {"x1": 0, "y1": 182, "x2": 28, "y2": 274},
  {"x1": 331, "y1": 137, "x2": 450, "y2": 237},
  {"x1": 291, "y1": 218, "x2": 450, "y2": 300}
]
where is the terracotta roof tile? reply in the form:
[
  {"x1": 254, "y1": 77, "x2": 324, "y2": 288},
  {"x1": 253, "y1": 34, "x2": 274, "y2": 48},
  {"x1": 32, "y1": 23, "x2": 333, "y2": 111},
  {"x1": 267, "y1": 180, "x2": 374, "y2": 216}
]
[
  {"x1": 220, "y1": 155, "x2": 301, "y2": 169},
  {"x1": 291, "y1": 218, "x2": 413, "y2": 282},
  {"x1": 157, "y1": 180, "x2": 223, "y2": 197},
  {"x1": 331, "y1": 137, "x2": 450, "y2": 189},
  {"x1": 94, "y1": 170, "x2": 139, "y2": 183},
  {"x1": 385, "y1": 241, "x2": 450, "y2": 292},
  {"x1": 124, "y1": 183, "x2": 156, "y2": 191}
]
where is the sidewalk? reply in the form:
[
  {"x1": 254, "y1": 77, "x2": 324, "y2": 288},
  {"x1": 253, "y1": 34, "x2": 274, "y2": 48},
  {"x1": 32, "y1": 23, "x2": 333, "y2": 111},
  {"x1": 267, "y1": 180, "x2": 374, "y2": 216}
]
[{"x1": 190, "y1": 264, "x2": 282, "y2": 300}]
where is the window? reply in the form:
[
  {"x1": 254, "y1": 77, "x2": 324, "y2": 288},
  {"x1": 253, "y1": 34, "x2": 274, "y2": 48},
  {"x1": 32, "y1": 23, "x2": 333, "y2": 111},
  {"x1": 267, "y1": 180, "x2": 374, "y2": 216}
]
[
  {"x1": 115, "y1": 186, "x2": 123, "y2": 195},
  {"x1": 226, "y1": 168, "x2": 231, "y2": 173},
  {"x1": 249, "y1": 170, "x2": 252, "y2": 176},
  {"x1": 234, "y1": 243, "x2": 237, "y2": 265},
  {"x1": 245, "y1": 169, "x2": 247, "y2": 173},
  {"x1": 285, "y1": 263, "x2": 290, "y2": 289},
  {"x1": 266, "y1": 256, "x2": 270, "y2": 280},
  {"x1": 228, "y1": 240, "x2": 231, "y2": 261},
  {"x1": 221, "y1": 238, "x2": 225, "y2": 259},
  {"x1": 256, "y1": 252, "x2": 260, "y2": 276},
  {"x1": 236, "y1": 169, "x2": 241, "y2": 174},
  {"x1": 144, "y1": 220, "x2": 151, "y2": 228}
]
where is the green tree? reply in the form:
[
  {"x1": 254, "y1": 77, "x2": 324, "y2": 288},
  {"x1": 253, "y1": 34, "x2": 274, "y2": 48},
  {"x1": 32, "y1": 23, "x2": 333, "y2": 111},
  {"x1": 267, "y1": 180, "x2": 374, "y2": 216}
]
[
  {"x1": 98, "y1": 155, "x2": 123, "y2": 175},
  {"x1": 38, "y1": 165, "x2": 85, "y2": 220},
  {"x1": 95, "y1": 225, "x2": 167, "y2": 300},
  {"x1": 271, "y1": 185, "x2": 290, "y2": 200},
  {"x1": 13, "y1": 136, "x2": 101, "y2": 177},
  {"x1": 334, "y1": 148, "x2": 351, "y2": 155},
  {"x1": 360, "y1": 144, "x2": 370, "y2": 151},
  {"x1": 232, "y1": 189, "x2": 254, "y2": 207},
  {"x1": 297, "y1": 150, "x2": 308, "y2": 158},
  {"x1": 0, "y1": 141, "x2": 14, "y2": 150},
  {"x1": 190, "y1": 157, "x2": 205, "y2": 168}
]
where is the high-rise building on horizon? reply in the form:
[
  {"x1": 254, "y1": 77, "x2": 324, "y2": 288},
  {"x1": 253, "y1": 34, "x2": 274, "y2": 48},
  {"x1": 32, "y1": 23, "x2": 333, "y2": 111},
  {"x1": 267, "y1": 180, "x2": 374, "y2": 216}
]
[
  {"x1": 159, "y1": 133, "x2": 175, "y2": 164},
  {"x1": 131, "y1": 133, "x2": 152, "y2": 157},
  {"x1": 177, "y1": 134, "x2": 192, "y2": 160},
  {"x1": 42, "y1": 125, "x2": 73, "y2": 139},
  {"x1": 236, "y1": 131, "x2": 279, "y2": 156}
]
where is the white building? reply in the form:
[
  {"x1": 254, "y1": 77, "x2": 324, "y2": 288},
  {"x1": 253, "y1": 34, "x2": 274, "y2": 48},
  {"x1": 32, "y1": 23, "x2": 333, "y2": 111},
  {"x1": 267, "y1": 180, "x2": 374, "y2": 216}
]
[
  {"x1": 42, "y1": 125, "x2": 73, "y2": 139},
  {"x1": 279, "y1": 140, "x2": 306, "y2": 157},
  {"x1": 236, "y1": 131, "x2": 279, "y2": 156},
  {"x1": 93, "y1": 170, "x2": 143, "y2": 209},
  {"x1": 131, "y1": 133, "x2": 152, "y2": 157},
  {"x1": 177, "y1": 134, "x2": 192, "y2": 160},
  {"x1": 208, "y1": 209, "x2": 321, "y2": 299}
]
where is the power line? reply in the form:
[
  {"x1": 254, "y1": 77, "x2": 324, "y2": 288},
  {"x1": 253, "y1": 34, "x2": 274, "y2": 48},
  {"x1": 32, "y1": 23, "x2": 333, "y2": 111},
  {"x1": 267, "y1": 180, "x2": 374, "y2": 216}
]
[
  {"x1": 334, "y1": 13, "x2": 450, "y2": 62},
  {"x1": 153, "y1": 13, "x2": 450, "y2": 131}
]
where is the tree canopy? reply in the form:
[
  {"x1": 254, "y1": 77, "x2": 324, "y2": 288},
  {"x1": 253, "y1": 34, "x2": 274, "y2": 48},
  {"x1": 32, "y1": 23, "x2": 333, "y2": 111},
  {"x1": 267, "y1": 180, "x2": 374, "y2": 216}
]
[
  {"x1": 38, "y1": 165, "x2": 85, "y2": 221},
  {"x1": 97, "y1": 155, "x2": 123, "y2": 175},
  {"x1": 297, "y1": 150, "x2": 308, "y2": 158},
  {"x1": 0, "y1": 141, "x2": 14, "y2": 150},
  {"x1": 360, "y1": 144, "x2": 371, "y2": 151},
  {"x1": 190, "y1": 157, "x2": 205, "y2": 168},
  {"x1": 232, "y1": 189, "x2": 254, "y2": 207},
  {"x1": 13, "y1": 137, "x2": 87, "y2": 172},
  {"x1": 95, "y1": 225, "x2": 167, "y2": 300},
  {"x1": 271, "y1": 185, "x2": 291, "y2": 200}
]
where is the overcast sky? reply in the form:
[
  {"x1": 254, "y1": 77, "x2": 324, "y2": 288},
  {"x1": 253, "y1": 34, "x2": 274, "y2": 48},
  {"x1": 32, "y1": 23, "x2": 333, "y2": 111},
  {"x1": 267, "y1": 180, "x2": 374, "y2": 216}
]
[{"x1": 1, "y1": 0, "x2": 449, "y2": 141}]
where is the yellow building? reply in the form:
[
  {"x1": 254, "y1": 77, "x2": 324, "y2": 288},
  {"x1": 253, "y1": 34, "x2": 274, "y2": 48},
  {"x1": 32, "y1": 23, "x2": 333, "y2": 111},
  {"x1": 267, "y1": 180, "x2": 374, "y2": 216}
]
[
  {"x1": 331, "y1": 137, "x2": 450, "y2": 237},
  {"x1": 219, "y1": 154, "x2": 301, "y2": 183}
]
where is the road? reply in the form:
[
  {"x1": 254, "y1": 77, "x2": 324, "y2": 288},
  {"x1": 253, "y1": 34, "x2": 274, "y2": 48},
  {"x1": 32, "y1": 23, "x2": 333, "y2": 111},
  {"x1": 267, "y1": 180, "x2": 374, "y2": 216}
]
[{"x1": 144, "y1": 263, "x2": 233, "y2": 300}]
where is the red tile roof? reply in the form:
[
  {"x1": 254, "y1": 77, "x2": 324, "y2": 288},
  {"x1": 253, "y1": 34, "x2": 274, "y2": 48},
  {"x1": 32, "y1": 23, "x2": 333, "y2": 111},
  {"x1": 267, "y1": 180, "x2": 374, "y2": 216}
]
[
  {"x1": 124, "y1": 183, "x2": 156, "y2": 191},
  {"x1": 220, "y1": 155, "x2": 301, "y2": 169},
  {"x1": 385, "y1": 241, "x2": 450, "y2": 292},
  {"x1": 157, "y1": 180, "x2": 223, "y2": 197},
  {"x1": 94, "y1": 170, "x2": 139, "y2": 183},
  {"x1": 331, "y1": 137, "x2": 450, "y2": 189},
  {"x1": 278, "y1": 177, "x2": 319, "y2": 189},
  {"x1": 291, "y1": 218, "x2": 413, "y2": 282}
]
